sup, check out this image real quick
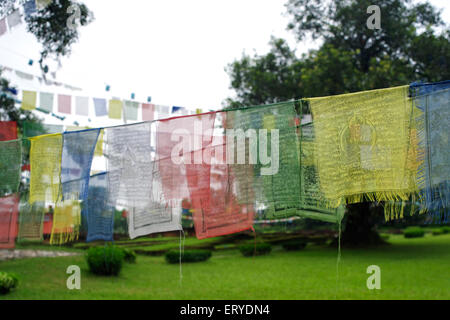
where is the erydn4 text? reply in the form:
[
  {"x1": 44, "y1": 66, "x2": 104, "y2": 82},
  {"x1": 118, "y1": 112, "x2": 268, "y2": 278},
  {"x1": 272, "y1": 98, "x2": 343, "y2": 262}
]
[{"x1": 180, "y1": 304, "x2": 270, "y2": 317}]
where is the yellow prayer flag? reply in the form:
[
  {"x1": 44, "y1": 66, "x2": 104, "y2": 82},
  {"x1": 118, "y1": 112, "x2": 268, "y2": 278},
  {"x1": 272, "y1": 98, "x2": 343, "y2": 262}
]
[
  {"x1": 307, "y1": 85, "x2": 418, "y2": 208},
  {"x1": 94, "y1": 129, "x2": 104, "y2": 157},
  {"x1": 21, "y1": 90, "x2": 37, "y2": 110},
  {"x1": 109, "y1": 99, "x2": 123, "y2": 119},
  {"x1": 50, "y1": 200, "x2": 81, "y2": 245},
  {"x1": 29, "y1": 133, "x2": 63, "y2": 204}
]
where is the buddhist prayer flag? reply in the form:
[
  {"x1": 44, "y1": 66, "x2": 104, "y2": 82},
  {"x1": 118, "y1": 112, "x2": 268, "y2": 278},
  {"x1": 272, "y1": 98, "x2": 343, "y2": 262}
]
[
  {"x1": 93, "y1": 98, "x2": 108, "y2": 116},
  {"x1": 0, "y1": 194, "x2": 19, "y2": 249},
  {"x1": 0, "y1": 121, "x2": 17, "y2": 141},
  {"x1": 124, "y1": 100, "x2": 139, "y2": 121},
  {"x1": 86, "y1": 172, "x2": 114, "y2": 242},
  {"x1": 108, "y1": 99, "x2": 123, "y2": 119},
  {"x1": 7, "y1": 10, "x2": 22, "y2": 29},
  {"x1": 0, "y1": 18, "x2": 7, "y2": 36},
  {"x1": 106, "y1": 122, "x2": 182, "y2": 238},
  {"x1": 39, "y1": 92, "x2": 54, "y2": 113},
  {"x1": 17, "y1": 201, "x2": 45, "y2": 242},
  {"x1": 307, "y1": 86, "x2": 418, "y2": 219},
  {"x1": 411, "y1": 81, "x2": 450, "y2": 222},
  {"x1": 58, "y1": 94, "x2": 72, "y2": 114},
  {"x1": 29, "y1": 134, "x2": 63, "y2": 204},
  {"x1": 0, "y1": 140, "x2": 22, "y2": 196},
  {"x1": 75, "y1": 96, "x2": 89, "y2": 116},
  {"x1": 21, "y1": 90, "x2": 37, "y2": 110},
  {"x1": 141, "y1": 103, "x2": 154, "y2": 121}
]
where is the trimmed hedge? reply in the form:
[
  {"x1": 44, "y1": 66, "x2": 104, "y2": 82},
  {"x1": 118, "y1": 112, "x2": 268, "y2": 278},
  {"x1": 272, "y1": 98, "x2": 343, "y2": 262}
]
[
  {"x1": 281, "y1": 240, "x2": 307, "y2": 251},
  {"x1": 0, "y1": 272, "x2": 19, "y2": 295},
  {"x1": 239, "y1": 243, "x2": 272, "y2": 257},
  {"x1": 403, "y1": 227, "x2": 425, "y2": 238},
  {"x1": 86, "y1": 245, "x2": 124, "y2": 276},
  {"x1": 165, "y1": 249, "x2": 212, "y2": 264},
  {"x1": 442, "y1": 226, "x2": 450, "y2": 234}
]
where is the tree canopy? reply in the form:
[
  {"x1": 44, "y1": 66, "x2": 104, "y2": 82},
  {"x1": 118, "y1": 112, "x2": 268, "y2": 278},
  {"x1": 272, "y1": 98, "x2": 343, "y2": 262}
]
[{"x1": 226, "y1": 0, "x2": 450, "y2": 106}]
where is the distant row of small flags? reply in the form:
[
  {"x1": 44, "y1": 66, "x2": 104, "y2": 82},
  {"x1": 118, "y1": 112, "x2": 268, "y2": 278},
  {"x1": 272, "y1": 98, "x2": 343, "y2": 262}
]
[
  {"x1": 19, "y1": 89, "x2": 199, "y2": 121},
  {"x1": 1, "y1": 64, "x2": 83, "y2": 91},
  {"x1": 0, "y1": 1, "x2": 52, "y2": 37}
]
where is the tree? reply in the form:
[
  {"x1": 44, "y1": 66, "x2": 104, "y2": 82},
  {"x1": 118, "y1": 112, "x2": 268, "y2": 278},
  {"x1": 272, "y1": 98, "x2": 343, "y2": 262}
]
[
  {"x1": 0, "y1": 0, "x2": 93, "y2": 129},
  {"x1": 0, "y1": 0, "x2": 93, "y2": 193},
  {"x1": 225, "y1": 0, "x2": 449, "y2": 246},
  {"x1": 1, "y1": 0, "x2": 93, "y2": 74}
]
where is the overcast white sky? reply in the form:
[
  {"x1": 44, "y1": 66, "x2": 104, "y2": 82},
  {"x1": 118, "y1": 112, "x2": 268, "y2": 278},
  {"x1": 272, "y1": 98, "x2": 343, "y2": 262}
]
[{"x1": 0, "y1": 0, "x2": 449, "y2": 128}]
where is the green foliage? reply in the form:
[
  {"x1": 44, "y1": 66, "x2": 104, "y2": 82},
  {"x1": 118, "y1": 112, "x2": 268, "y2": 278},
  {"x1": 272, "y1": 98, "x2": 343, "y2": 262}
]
[
  {"x1": 165, "y1": 249, "x2": 212, "y2": 264},
  {"x1": 431, "y1": 226, "x2": 450, "y2": 236},
  {"x1": 0, "y1": 271, "x2": 19, "y2": 295},
  {"x1": 432, "y1": 228, "x2": 445, "y2": 236},
  {"x1": 404, "y1": 227, "x2": 425, "y2": 238},
  {"x1": 86, "y1": 245, "x2": 124, "y2": 276},
  {"x1": 0, "y1": 234, "x2": 450, "y2": 299},
  {"x1": 227, "y1": 0, "x2": 450, "y2": 108},
  {"x1": 239, "y1": 243, "x2": 272, "y2": 257},
  {"x1": 121, "y1": 248, "x2": 137, "y2": 264},
  {"x1": 443, "y1": 226, "x2": 450, "y2": 234},
  {"x1": 281, "y1": 240, "x2": 307, "y2": 251}
]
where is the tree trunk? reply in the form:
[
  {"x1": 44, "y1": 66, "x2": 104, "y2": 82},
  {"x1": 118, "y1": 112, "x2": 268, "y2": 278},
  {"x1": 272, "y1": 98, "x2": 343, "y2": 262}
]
[{"x1": 340, "y1": 202, "x2": 386, "y2": 247}]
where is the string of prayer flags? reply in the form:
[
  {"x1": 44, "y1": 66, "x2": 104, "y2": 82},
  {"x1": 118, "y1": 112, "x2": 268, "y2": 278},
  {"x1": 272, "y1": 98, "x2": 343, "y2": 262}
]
[
  {"x1": 108, "y1": 99, "x2": 123, "y2": 119},
  {"x1": 58, "y1": 94, "x2": 72, "y2": 114},
  {"x1": 0, "y1": 140, "x2": 22, "y2": 196},
  {"x1": 0, "y1": 121, "x2": 18, "y2": 141},
  {"x1": 21, "y1": 90, "x2": 37, "y2": 110},
  {"x1": 0, "y1": 194, "x2": 19, "y2": 249}
]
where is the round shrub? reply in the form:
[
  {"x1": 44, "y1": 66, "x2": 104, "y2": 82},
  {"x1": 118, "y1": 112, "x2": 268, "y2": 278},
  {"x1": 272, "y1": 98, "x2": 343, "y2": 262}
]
[
  {"x1": 432, "y1": 228, "x2": 445, "y2": 236},
  {"x1": 86, "y1": 245, "x2": 124, "y2": 276},
  {"x1": 0, "y1": 272, "x2": 19, "y2": 295},
  {"x1": 281, "y1": 240, "x2": 307, "y2": 251},
  {"x1": 165, "y1": 249, "x2": 212, "y2": 264},
  {"x1": 122, "y1": 248, "x2": 137, "y2": 263},
  {"x1": 239, "y1": 243, "x2": 272, "y2": 257},
  {"x1": 403, "y1": 227, "x2": 425, "y2": 238},
  {"x1": 441, "y1": 226, "x2": 450, "y2": 234}
]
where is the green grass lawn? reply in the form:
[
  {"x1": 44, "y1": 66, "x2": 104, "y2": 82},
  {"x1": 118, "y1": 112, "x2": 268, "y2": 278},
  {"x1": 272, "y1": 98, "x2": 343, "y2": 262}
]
[{"x1": 1, "y1": 234, "x2": 449, "y2": 300}]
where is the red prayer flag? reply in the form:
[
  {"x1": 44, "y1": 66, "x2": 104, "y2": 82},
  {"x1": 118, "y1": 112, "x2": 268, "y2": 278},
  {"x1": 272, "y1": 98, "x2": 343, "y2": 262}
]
[
  {"x1": 0, "y1": 194, "x2": 19, "y2": 249},
  {"x1": 0, "y1": 121, "x2": 18, "y2": 141}
]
